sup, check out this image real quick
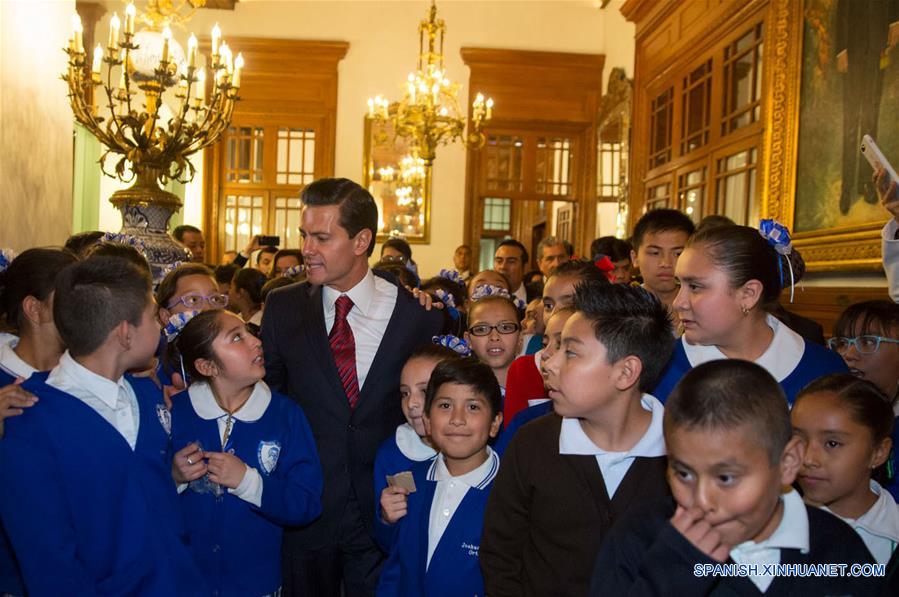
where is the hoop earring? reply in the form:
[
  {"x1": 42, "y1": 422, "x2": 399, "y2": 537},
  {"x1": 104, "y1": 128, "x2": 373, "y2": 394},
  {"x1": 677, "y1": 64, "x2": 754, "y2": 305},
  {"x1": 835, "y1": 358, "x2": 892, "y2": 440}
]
[{"x1": 741, "y1": 305, "x2": 750, "y2": 316}]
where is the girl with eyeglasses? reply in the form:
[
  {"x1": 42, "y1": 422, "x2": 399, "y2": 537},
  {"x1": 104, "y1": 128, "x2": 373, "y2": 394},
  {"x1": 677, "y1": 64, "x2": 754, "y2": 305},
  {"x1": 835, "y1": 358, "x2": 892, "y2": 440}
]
[
  {"x1": 830, "y1": 300, "x2": 899, "y2": 499},
  {"x1": 156, "y1": 263, "x2": 229, "y2": 392},
  {"x1": 464, "y1": 293, "x2": 522, "y2": 397}
]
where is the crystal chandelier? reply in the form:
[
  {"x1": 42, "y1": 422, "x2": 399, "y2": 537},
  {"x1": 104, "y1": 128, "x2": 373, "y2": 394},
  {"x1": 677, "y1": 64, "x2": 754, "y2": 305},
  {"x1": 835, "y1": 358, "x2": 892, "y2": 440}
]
[
  {"x1": 367, "y1": 0, "x2": 493, "y2": 166},
  {"x1": 64, "y1": 0, "x2": 242, "y2": 274}
]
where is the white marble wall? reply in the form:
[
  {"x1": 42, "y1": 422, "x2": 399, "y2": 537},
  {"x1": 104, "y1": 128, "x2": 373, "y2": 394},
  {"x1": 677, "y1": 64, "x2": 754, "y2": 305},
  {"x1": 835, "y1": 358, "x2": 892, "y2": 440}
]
[{"x1": 0, "y1": 0, "x2": 75, "y2": 252}]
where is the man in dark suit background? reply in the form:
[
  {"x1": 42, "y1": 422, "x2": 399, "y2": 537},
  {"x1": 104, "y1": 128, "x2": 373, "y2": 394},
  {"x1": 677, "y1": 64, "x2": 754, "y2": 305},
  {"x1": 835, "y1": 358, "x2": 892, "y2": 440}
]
[{"x1": 261, "y1": 178, "x2": 443, "y2": 595}]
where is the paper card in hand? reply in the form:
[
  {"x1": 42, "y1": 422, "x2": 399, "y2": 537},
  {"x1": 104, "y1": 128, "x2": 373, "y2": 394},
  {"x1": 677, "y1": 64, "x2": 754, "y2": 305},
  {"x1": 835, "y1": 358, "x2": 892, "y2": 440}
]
[{"x1": 386, "y1": 471, "x2": 417, "y2": 493}]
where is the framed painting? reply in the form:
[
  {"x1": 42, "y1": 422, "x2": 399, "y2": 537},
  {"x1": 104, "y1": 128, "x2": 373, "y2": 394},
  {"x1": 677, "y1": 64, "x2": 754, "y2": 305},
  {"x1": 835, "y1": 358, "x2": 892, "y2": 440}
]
[
  {"x1": 362, "y1": 115, "x2": 431, "y2": 243},
  {"x1": 763, "y1": 0, "x2": 896, "y2": 271}
]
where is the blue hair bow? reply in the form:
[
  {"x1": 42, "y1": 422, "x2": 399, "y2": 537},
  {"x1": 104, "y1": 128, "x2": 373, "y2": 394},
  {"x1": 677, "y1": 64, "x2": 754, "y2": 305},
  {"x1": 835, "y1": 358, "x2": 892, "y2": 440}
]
[
  {"x1": 434, "y1": 288, "x2": 460, "y2": 321},
  {"x1": 432, "y1": 334, "x2": 472, "y2": 357},
  {"x1": 758, "y1": 219, "x2": 795, "y2": 303},
  {"x1": 0, "y1": 248, "x2": 15, "y2": 274},
  {"x1": 283, "y1": 264, "x2": 305, "y2": 278},
  {"x1": 164, "y1": 310, "x2": 201, "y2": 343},
  {"x1": 438, "y1": 269, "x2": 463, "y2": 285}
]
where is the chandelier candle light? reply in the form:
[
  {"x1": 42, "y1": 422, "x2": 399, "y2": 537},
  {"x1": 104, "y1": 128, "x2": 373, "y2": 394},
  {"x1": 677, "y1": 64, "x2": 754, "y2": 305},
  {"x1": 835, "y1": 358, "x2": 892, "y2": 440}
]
[
  {"x1": 367, "y1": 0, "x2": 493, "y2": 166},
  {"x1": 64, "y1": 1, "x2": 243, "y2": 276}
]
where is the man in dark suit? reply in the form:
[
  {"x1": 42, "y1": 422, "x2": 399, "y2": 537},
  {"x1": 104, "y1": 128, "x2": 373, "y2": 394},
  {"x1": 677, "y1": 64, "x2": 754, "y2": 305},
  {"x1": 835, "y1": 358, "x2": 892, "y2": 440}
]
[{"x1": 261, "y1": 178, "x2": 443, "y2": 596}]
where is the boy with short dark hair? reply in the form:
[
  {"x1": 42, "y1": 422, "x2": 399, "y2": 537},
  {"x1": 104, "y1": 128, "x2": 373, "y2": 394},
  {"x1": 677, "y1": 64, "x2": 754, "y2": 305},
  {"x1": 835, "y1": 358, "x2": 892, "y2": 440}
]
[
  {"x1": 630, "y1": 208, "x2": 695, "y2": 309},
  {"x1": 590, "y1": 359, "x2": 882, "y2": 596},
  {"x1": 480, "y1": 282, "x2": 675, "y2": 596},
  {"x1": 0, "y1": 256, "x2": 206, "y2": 596},
  {"x1": 376, "y1": 358, "x2": 503, "y2": 597}
]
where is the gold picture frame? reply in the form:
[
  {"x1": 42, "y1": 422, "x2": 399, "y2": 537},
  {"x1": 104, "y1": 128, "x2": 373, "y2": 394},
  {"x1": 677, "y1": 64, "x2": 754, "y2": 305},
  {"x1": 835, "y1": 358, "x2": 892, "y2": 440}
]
[
  {"x1": 362, "y1": 115, "x2": 432, "y2": 244},
  {"x1": 762, "y1": 0, "x2": 888, "y2": 272}
]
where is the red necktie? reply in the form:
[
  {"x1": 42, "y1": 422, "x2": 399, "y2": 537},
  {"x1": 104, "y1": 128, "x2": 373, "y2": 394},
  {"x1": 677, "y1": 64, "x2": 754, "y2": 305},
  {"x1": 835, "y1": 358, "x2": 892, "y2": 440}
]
[{"x1": 329, "y1": 295, "x2": 360, "y2": 409}]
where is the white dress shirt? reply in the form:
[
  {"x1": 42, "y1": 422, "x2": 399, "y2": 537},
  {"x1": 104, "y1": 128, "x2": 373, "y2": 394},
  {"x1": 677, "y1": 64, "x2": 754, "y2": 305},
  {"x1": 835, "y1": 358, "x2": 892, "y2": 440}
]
[
  {"x1": 0, "y1": 335, "x2": 36, "y2": 379},
  {"x1": 187, "y1": 381, "x2": 272, "y2": 506},
  {"x1": 558, "y1": 394, "x2": 666, "y2": 498},
  {"x1": 682, "y1": 314, "x2": 804, "y2": 383},
  {"x1": 323, "y1": 269, "x2": 397, "y2": 390},
  {"x1": 823, "y1": 480, "x2": 899, "y2": 564},
  {"x1": 46, "y1": 351, "x2": 140, "y2": 450},
  {"x1": 426, "y1": 447, "x2": 499, "y2": 568},
  {"x1": 729, "y1": 489, "x2": 810, "y2": 593},
  {"x1": 512, "y1": 283, "x2": 527, "y2": 304},
  {"x1": 247, "y1": 309, "x2": 263, "y2": 328}
]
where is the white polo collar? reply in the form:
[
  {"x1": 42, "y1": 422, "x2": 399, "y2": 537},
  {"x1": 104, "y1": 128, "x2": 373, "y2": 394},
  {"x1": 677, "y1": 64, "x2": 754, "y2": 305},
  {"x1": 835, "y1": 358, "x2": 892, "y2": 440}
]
[
  {"x1": 51, "y1": 351, "x2": 128, "y2": 410},
  {"x1": 559, "y1": 394, "x2": 666, "y2": 458},
  {"x1": 323, "y1": 268, "x2": 375, "y2": 317},
  {"x1": 682, "y1": 314, "x2": 804, "y2": 382},
  {"x1": 827, "y1": 481, "x2": 899, "y2": 544},
  {"x1": 0, "y1": 335, "x2": 36, "y2": 379},
  {"x1": 731, "y1": 489, "x2": 810, "y2": 556},
  {"x1": 395, "y1": 422, "x2": 437, "y2": 461},
  {"x1": 427, "y1": 447, "x2": 499, "y2": 490},
  {"x1": 188, "y1": 380, "x2": 271, "y2": 422}
]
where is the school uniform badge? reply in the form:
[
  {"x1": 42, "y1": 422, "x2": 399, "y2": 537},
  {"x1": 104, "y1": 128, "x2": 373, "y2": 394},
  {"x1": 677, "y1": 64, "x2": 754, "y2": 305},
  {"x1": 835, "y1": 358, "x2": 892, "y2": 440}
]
[
  {"x1": 156, "y1": 404, "x2": 172, "y2": 435},
  {"x1": 257, "y1": 441, "x2": 281, "y2": 475}
]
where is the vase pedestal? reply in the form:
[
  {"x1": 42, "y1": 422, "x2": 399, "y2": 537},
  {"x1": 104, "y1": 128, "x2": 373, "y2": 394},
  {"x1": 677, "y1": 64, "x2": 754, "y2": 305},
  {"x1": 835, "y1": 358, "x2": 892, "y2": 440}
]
[{"x1": 109, "y1": 169, "x2": 192, "y2": 281}]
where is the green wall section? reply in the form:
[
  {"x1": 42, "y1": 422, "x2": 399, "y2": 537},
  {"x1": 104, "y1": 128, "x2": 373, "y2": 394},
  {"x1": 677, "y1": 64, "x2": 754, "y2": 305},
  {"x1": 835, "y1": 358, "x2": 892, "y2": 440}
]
[
  {"x1": 71, "y1": 123, "x2": 100, "y2": 233},
  {"x1": 71, "y1": 123, "x2": 187, "y2": 233}
]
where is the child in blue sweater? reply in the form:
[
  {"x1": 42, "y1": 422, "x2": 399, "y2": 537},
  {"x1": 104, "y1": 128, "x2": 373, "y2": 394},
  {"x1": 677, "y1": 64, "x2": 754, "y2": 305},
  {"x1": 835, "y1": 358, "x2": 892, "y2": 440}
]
[
  {"x1": 374, "y1": 342, "x2": 463, "y2": 551},
  {"x1": 170, "y1": 309, "x2": 323, "y2": 597},
  {"x1": 0, "y1": 256, "x2": 207, "y2": 596},
  {"x1": 377, "y1": 358, "x2": 503, "y2": 597}
]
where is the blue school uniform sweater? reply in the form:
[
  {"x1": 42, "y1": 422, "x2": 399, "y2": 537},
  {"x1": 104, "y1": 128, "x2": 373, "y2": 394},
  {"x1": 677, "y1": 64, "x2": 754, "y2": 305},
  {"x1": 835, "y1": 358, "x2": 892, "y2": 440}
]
[
  {"x1": 0, "y1": 369, "x2": 22, "y2": 596},
  {"x1": 0, "y1": 356, "x2": 32, "y2": 596},
  {"x1": 377, "y1": 453, "x2": 499, "y2": 597},
  {"x1": 372, "y1": 423, "x2": 437, "y2": 552},
  {"x1": 494, "y1": 400, "x2": 553, "y2": 456},
  {"x1": 887, "y1": 415, "x2": 899, "y2": 501},
  {"x1": 171, "y1": 383, "x2": 323, "y2": 597},
  {"x1": 653, "y1": 332, "x2": 847, "y2": 405},
  {"x1": 0, "y1": 373, "x2": 206, "y2": 597}
]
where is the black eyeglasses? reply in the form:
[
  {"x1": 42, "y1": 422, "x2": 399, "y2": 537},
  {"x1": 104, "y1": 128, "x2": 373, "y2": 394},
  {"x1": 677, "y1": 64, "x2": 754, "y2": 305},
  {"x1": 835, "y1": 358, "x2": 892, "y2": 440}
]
[
  {"x1": 468, "y1": 322, "x2": 521, "y2": 337},
  {"x1": 827, "y1": 335, "x2": 899, "y2": 354}
]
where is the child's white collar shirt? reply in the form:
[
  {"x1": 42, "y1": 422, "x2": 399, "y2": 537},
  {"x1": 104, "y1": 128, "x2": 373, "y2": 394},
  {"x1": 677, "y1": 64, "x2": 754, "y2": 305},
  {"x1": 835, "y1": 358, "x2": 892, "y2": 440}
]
[
  {"x1": 187, "y1": 380, "x2": 272, "y2": 506},
  {"x1": 823, "y1": 480, "x2": 899, "y2": 564},
  {"x1": 729, "y1": 489, "x2": 810, "y2": 593},
  {"x1": 558, "y1": 394, "x2": 665, "y2": 498},
  {"x1": 426, "y1": 447, "x2": 499, "y2": 569},
  {"x1": 46, "y1": 351, "x2": 140, "y2": 450},
  {"x1": 0, "y1": 335, "x2": 35, "y2": 379},
  {"x1": 395, "y1": 422, "x2": 437, "y2": 462},
  {"x1": 682, "y1": 314, "x2": 804, "y2": 382}
]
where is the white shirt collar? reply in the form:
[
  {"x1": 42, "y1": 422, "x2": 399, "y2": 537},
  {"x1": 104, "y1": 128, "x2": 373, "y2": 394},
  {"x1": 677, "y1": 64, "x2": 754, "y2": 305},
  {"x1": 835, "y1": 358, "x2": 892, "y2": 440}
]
[
  {"x1": 51, "y1": 351, "x2": 128, "y2": 411},
  {"x1": 512, "y1": 283, "x2": 527, "y2": 303},
  {"x1": 428, "y1": 447, "x2": 499, "y2": 490},
  {"x1": 0, "y1": 336, "x2": 36, "y2": 379},
  {"x1": 731, "y1": 488, "x2": 810, "y2": 556},
  {"x1": 188, "y1": 380, "x2": 271, "y2": 422},
  {"x1": 248, "y1": 309, "x2": 263, "y2": 326},
  {"x1": 395, "y1": 423, "x2": 438, "y2": 462},
  {"x1": 559, "y1": 394, "x2": 666, "y2": 458},
  {"x1": 682, "y1": 314, "x2": 804, "y2": 382},
  {"x1": 323, "y1": 269, "x2": 376, "y2": 317},
  {"x1": 828, "y1": 481, "x2": 899, "y2": 544}
]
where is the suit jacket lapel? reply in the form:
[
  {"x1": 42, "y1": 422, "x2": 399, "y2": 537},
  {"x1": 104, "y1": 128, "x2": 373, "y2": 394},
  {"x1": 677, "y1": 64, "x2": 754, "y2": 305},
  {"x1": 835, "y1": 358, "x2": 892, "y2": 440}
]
[{"x1": 304, "y1": 283, "x2": 351, "y2": 411}]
